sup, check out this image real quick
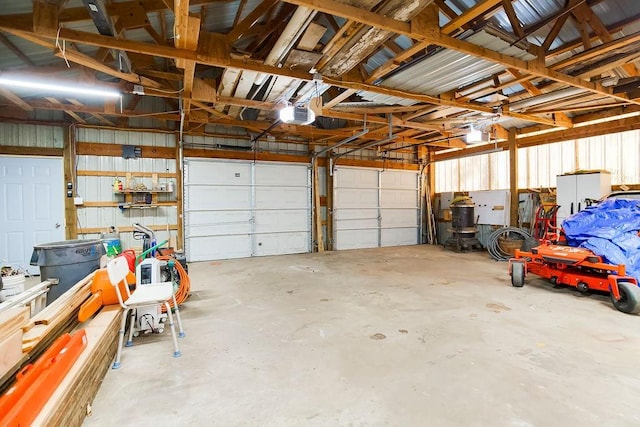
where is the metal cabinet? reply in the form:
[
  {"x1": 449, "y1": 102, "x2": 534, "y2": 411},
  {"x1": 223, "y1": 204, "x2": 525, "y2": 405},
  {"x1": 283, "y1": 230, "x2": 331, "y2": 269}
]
[{"x1": 556, "y1": 172, "x2": 611, "y2": 222}]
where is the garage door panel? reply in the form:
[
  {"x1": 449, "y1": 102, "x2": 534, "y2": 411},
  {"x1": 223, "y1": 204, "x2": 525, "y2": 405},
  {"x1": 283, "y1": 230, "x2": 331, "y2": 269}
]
[
  {"x1": 255, "y1": 232, "x2": 309, "y2": 256},
  {"x1": 255, "y1": 186, "x2": 308, "y2": 209},
  {"x1": 335, "y1": 218, "x2": 379, "y2": 230},
  {"x1": 255, "y1": 163, "x2": 308, "y2": 185},
  {"x1": 380, "y1": 189, "x2": 417, "y2": 208},
  {"x1": 336, "y1": 168, "x2": 378, "y2": 187},
  {"x1": 335, "y1": 188, "x2": 378, "y2": 208},
  {"x1": 381, "y1": 208, "x2": 418, "y2": 227},
  {"x1": 334, "y1": 166, "x2": 419, "y2": 250},
  {"x1": 381, "y1": 228, "x2": 417, "y2": 247},
  {"x1": 185, "y1": 159, "x2": 310, "y2": 261},
  {"x1": 334, "y1": 208, "x2": 378, "y2": 221},
  {"x1": 335, "y1": 229, "x2": 379, "y2": 250},
  {"x1": 255, "y1": 210, "x2": 309, "y2": 233},
  {"x1": 188, "y1": 161, "x2": 251, "y2": 185},
  {"x1": 187, "y1": 235, "x2": 252, "y2": 261},
  {"x1": 188, "y1": 186, "x2": 252, "y2": 210},
  {"x1": 186, "y1": 210, "x2": 252, "y2": 235},
  {"x1": 381, "y1": 170, "x2": 418, "y2": 189}
]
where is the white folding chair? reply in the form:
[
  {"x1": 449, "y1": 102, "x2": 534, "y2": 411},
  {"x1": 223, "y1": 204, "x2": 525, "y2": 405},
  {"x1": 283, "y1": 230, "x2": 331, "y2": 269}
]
[{"x1": 106, "y1": 256, "x2": 185, "y2": 369}]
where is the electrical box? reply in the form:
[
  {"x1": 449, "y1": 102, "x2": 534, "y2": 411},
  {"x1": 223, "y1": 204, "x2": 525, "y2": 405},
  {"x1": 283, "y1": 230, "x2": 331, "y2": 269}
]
[{"x1": 556, "y1": 172, "x2": 611, "y2": 223}]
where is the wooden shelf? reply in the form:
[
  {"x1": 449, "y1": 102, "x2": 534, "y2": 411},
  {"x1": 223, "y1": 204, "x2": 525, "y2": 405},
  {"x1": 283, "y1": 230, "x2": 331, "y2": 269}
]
[
  {"x1": 118, "y1": 204, "x2": 160, "y2": 210},
  {"x1": 114, "y1": 173, "x2": 175, "y2": 211},
  {"x1": 114, "y1": 189, "x2": 174, "y2": 194}
]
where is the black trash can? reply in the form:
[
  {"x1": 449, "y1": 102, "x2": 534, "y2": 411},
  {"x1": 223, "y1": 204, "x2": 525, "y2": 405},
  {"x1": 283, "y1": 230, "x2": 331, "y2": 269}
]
[{"x1": 31, "y1": 239, "x2": 104, "y2": 305}]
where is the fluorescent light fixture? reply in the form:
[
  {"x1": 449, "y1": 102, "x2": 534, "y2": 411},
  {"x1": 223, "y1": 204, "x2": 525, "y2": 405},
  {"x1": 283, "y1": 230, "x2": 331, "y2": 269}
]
[
  {"x1": 279, "y1": 105, "x2": 315, "y2": 125},
  {"x1": 0, "y1": 78, "x2": 121, "y2": 98},
  {"x1": 466, "y1": 128, "x2": 482, "y2": 144}
]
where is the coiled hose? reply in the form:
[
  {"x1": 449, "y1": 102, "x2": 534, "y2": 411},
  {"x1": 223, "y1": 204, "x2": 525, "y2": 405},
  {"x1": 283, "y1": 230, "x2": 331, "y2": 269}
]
[
  {"x1": 156, "y1": 255, "x2": 191, "y2": 312},
  {"x1": 487, "y1": 227, "x2": 534, "y2": 261}
]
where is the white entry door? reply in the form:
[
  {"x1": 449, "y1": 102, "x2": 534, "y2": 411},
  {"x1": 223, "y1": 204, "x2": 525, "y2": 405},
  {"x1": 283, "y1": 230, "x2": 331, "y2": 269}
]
[
  {"x1": 334, "y1": 166, "x2": 419, "y2": 250},
  {"x1": 0, "y1": 156, "x2": 65, "y2": 274},
  {"x1": 184, "y1": 159, "x2": 311, "y2": 261}
]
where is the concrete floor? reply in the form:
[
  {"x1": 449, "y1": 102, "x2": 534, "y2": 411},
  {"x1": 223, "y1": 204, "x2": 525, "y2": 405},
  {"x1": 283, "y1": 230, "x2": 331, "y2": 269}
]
[{"x1": 84, "y1": 245, "x2": 640, "y2": 426}]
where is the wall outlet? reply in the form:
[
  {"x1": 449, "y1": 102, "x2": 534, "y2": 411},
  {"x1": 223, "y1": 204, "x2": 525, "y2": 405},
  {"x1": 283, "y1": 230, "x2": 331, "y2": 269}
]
[{"x1": 73, "y1": 197, "x2": 84, "y2": 206}]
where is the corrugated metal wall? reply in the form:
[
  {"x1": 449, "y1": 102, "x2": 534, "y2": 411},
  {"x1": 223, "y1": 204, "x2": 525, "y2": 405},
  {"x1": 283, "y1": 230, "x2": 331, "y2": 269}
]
[
  {"x1": 75, "y1": 127, "x2": 177, "y2": 251},
  {"x1": 436, "y1": 129, "x2": 640, "y2": 192},
  {"x1": 578, "y1": 130, "x2": 640, "y2": 185},
  {"x1": 0, "y1": 123, "x2": 63, "y2": 148}
]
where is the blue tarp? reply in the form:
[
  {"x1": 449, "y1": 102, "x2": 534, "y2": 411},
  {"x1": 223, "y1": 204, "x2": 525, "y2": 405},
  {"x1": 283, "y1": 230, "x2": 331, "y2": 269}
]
[{"x1": 562, "y1": 198, "x2": 640, "y2": 281}]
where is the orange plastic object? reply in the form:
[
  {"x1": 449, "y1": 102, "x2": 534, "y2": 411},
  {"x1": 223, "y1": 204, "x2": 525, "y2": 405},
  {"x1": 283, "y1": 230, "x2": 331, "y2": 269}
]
[
  {"x1": 0, "y1": 330, "x2": 87, "y2": 426},
  {"x1": 78, "y1": 269, "x2": 136, "y2": 322},
  {"x1": 120, "y1": 249, "x2": 136, "y2": 272}
]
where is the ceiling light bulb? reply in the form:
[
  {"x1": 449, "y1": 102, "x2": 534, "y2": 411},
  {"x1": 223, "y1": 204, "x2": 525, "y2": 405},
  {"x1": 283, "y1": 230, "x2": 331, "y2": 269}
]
[
  {"x1": 279, "y1": 105, "x2": 295, "y2": 123},
  {"x1": 0, "y1": 78, "x2": 121, "y2": 98}
]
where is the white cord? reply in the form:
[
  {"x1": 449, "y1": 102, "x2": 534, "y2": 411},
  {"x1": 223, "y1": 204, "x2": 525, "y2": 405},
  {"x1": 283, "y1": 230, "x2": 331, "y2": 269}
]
[{"x1": 55, "y1": 25, "x2": 70, "y2": 69}]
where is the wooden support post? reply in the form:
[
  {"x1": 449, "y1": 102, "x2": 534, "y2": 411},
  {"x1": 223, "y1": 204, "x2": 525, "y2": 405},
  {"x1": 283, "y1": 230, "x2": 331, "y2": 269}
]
[
  {"x1": 63, "y1": 126, "x2": 77, "y2": 239},
  {"x1": 313, "y1": 161, "x2": 324, "y2": 252},
  {"x1": 175, "y1": 133, "x2": 184, "y2": 251},
  {"x1": 326, "y1": 161, "x2": 334, "y2": 251},
  {"x1": 426, "y1": 150, "x2": 435, "y2": 194},
  {"x1": 426, "y1": 150, "x2": 437, "y2": 244},
  {"x1": 509, "y1": 128, "x2": 519, "y2": 226}
]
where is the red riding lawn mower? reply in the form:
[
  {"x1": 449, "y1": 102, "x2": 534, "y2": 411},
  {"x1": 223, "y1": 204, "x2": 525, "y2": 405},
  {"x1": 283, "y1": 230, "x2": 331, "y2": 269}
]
[
  {"x1": 509, "y1": 244, "x2": 640, "y2": 314},
  {"x1": 509, "y1": 191, "x2": 640, "y2": 315}
]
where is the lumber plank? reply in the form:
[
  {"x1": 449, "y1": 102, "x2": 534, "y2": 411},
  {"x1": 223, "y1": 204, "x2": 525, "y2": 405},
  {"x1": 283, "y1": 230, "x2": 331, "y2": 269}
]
[
  {"x1": 0, "y1": 329, "x2": 23, "y2": 378},
  {"x1": 33, "y1": 305, "x2": 121, "y2": 427},
  {"x1": 0, "y1": 306, "x2": 29, "y2": 342},
  {"x1": 21, "y1": 273, "x2": 95, "y2": 353},
  {"x1": 30, "y1": 273, "x2": 94, "y2": 326}
]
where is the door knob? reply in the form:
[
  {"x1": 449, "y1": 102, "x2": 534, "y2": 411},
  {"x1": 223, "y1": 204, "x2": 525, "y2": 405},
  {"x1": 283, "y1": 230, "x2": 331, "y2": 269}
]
[{"x1": 55, "y1": 223, "x2": 61, "y2": 228}]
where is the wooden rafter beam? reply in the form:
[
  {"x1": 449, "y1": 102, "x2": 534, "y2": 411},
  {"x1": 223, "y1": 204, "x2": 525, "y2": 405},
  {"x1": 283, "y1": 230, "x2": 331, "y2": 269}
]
[
  {"x1": 332, "y1": 104, "x2": 432, "y2": 114},
  {"x1": 54, "y1": 47, "x2": 163, "y2": 88},
  {"x1": 541, "y1": 3, "x2": 574, "y2": 52},
  {"x1": 0, "y1": 87, "x2": 34, "y2": 111},
  {"x1": 456, "y1": 71, "x2": 533, "y2": 102},
  {"x1": 0, "y1": 33, "x2": 35, "y2": 66},
  {"x1": 575, "y1": 52, "x2": 640, "y2": 79},
  {"x1": 0, "y1": 25, "x2": 562, "y2": 127},
  {"x1": 550, "y1": 31, "x2": 640, "y2": 70},
  {"x1": 279, "y1": 0, "x2": 640, "y2": 107},
  {"x1": 226, "y1": 0, "x2": 278, "y2": 43},
  {"x1": 322, "y1": 76, "x2": 560, "y2": 126},
  {"x1": 571, "y1": 3, "x2": 638, "y2": 77},
  {"x1": 323, "y1": 89, "x2": 355, "y2": 109},
  {"x1": 0, "y1": 0, "x2": 214, "y2": 26},
  {"x1": 441, "y1": 0, "x2": 503, "y2": 34},
  {"x1": 4, "y1": 28, "x2": 162, "y2": 89},
  {"x1": 501, "y1": 0, "x2": 523, "y2": 39},
  {"x1": 191, "y1": 100, "x2": 237, "y2": 122},
  {"x1": 33, "y1": 0, "x2": 58, "y2": 37},
  {"x1": 45, "y1": 96, "x2": 87, "y2": 123},
  {"x1": 525, "y1": 101, "x2": 630, "y2": 115},
  {"x1": 546, "y1": 13, "x2": 640, "y2": 58},
  {"x1": 67, "y1": 98, "x2": 115, "y2": 126},
  {"x1": 233, "y1": 0, "x2": 248, "y2": 27},
  {"x1": 504, "y1": 69, "x2": 573, "y2": 126}
]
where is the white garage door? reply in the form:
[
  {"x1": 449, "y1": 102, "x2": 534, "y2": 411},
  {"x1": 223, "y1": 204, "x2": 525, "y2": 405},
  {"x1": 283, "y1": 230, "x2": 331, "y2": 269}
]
[
  {"x1": 334, "y1": 166, "x2": 420, "y2": 250},
  {"x1": 184, "y1": 159, "x2": 311, "y2": 261}
]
